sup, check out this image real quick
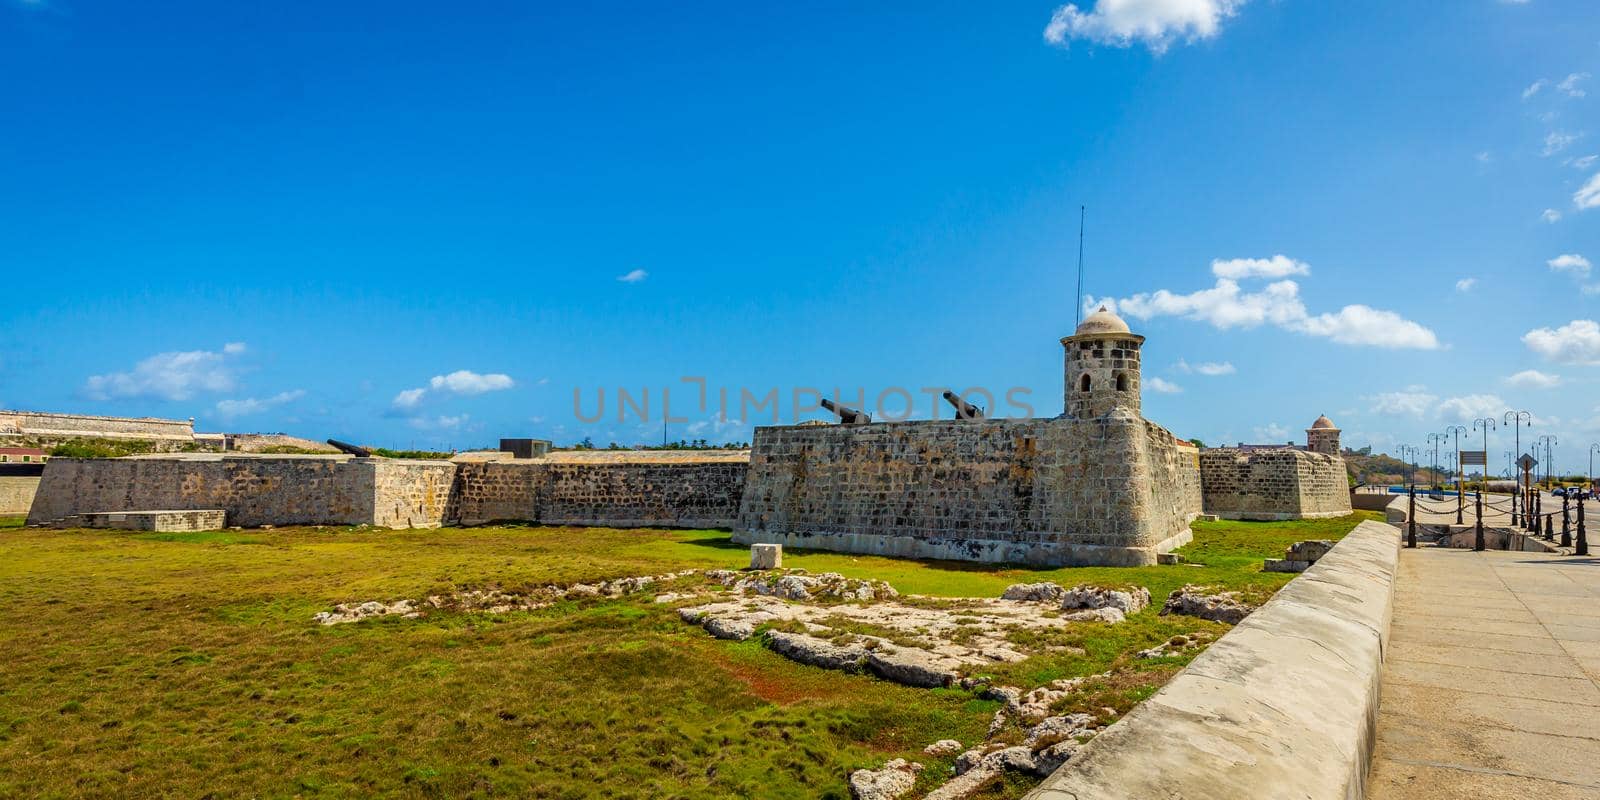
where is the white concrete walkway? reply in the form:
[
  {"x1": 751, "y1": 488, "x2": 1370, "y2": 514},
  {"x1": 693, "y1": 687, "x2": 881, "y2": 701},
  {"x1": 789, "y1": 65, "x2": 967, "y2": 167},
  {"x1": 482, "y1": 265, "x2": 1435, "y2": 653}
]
[{"x1": 1368, "y1": 546, "x2": 1600, "y2": 799}]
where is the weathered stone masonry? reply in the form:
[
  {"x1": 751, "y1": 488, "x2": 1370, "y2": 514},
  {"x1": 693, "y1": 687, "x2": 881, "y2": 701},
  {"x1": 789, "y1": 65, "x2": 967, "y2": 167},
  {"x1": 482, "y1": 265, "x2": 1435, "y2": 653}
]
[
  {"x1": 26, "y1": 455, "x2": 456, "y2": 528},
  {"x1": 733, "y1": 413, "x2": 1202, "y2": 567},
  {"x1": 452, "y1": 461, "x2": 747, "y2": 529},
  {"x1": 1198, "y1": 448, "x2": 1351, "y2": 521},
  {"x1": 28, "y1": 454, "x2": 749, "y2": 530}
]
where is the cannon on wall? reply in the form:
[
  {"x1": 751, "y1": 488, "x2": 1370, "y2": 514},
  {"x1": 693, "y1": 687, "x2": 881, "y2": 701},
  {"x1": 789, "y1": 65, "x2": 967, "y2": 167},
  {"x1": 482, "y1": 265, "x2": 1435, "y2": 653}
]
[
  {"x1": 942, "y1": 390, "x2": 985, "y2": 420},
  {"x1": 326, "y1": 439, "x2": 373, "y2": 457},
  {"x1": 820, "y1": 398, "x2": 871, "y2": 425}
]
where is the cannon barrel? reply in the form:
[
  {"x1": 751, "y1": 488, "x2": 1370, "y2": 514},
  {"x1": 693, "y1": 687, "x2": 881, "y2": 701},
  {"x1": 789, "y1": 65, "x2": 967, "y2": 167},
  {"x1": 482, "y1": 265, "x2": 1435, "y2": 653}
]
[
  {"x1": 819, "y1": 398, "x2": 872, "y2": 425},
  {"x1": 326, "y1": 439, "x2": 373, "y2": 457},
  {"x1": 942, "y1": 390, "x2": 985, "y2": 420}
]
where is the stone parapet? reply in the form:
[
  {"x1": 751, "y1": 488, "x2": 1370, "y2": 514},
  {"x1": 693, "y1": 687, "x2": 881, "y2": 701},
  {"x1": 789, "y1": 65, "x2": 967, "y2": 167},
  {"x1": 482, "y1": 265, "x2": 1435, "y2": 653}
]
[
  {"x1": 1024, "y1": 520, "x2": 1401, "y2": 800},
  {"x1": 1199, "y1": 447, "x2": 1352, "y2": 520},
  {"x1": 734, "y1": 415, "x2": 1202, "y2": 567}
]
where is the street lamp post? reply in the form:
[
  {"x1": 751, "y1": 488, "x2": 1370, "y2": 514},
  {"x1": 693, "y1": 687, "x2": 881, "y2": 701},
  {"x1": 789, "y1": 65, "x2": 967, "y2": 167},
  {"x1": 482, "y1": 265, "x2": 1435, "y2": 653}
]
[
  {"x1": 1504, "y1": 410, "x2": 1532, "y2": 526},
  {"x1": 1538, "y1": 434, "x2": 1558, "y2": 489},
  {"x1": 1473, "y1": 416, "x2": 1496, "y2": 496},
  {"x1": 1590, "y1": 443, "x2": 1600, "y2": 496},
  {"x1": 1445, "y1": 424, "x2": 1469, "y2": 524},
  {"x1": 1428, "y1": 432, "x2": 1447, "y2": 490}
]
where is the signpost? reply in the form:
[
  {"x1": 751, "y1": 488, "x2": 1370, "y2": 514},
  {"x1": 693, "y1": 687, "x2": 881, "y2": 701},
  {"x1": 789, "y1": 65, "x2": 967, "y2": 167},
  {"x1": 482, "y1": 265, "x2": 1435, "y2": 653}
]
[{"x1": 1520, "y1": 453, "x2": 1539, "y2": 533}]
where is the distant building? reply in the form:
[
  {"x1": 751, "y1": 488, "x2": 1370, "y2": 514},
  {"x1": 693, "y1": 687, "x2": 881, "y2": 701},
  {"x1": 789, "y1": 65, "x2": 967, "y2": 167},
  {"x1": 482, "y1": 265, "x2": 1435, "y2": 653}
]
[{"x1": 0, "y1": 447, "x2": 47, "y2": 464}]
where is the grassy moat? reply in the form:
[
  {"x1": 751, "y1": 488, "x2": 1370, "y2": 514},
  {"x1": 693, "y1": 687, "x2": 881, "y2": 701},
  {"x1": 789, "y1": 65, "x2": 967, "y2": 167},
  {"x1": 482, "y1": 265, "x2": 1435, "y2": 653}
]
[{"x1": 0, "y1": 512, "x2": 1380, "y2": 798}]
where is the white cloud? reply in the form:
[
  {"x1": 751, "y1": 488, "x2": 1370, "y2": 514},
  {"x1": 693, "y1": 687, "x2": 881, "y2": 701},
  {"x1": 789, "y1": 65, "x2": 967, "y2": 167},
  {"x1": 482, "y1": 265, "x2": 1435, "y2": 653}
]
[
  {"x1": 1475, "y1": 151, "x2": 1492, "y2": 164},
  {"x1": 1210, "y1": 255, "x2": 1310, "y2": 280},
  {"x1": 1437, "y1": 394, "x2": 1506, "y2": 421},
  {"x1": 1455, "y1": 277, "x2": 1477, "y2": 292},
  {"x1": 1523, "y1": 79, "x2": 1548, "y2": 100},
  {"x1": 1544, "y1": 131, "x2": 1580, "y2": 157},
  {"x1": 1523, "y1": 320, "x2": 1600, "y2": 365},
  {"x1": 1146, "y1": 376, "x2": 1183, "y2": 394},
  {"x1": 1043, "y1": 0, "x2": 1245, "y2": 54},
  {"x1": 1369, "y1": 387, "x2": 1438, "y2": 418},
  {"x1": 1543, "y1": 208, "x2": 1563, "y2": 223},
  {"x1": 392, "y1": 388, "x2": 426, "y2": 409},
  {"x1": 215, "y1": 390, "x2": 305, "y2": 419},
  {"x1": 1175, "y1": 359, "x2": 1235, "y2": 376},
  {"x1": 429, "y1": 370, "x2": 514, "y2": 395},
  {"x1": 1549, "y1": 253, "x2": 1593, "y2": 276},
  {"x1": 408, "y1": 413, "x2": 469, "y2": 431},
  {"x1": 1576, "y1": 172, "x2": 1600, "y2": 210},
  {"x1": 1570, "y1": 155, "x2": 1599, "y2": 170},
  {"x1": 1504, "y1": 369, "x2": 1563, "y2": 389},
  {"x1": 1558, "y1": 72, "x2": 1590, "y2": 98},
  {"x1": 617, "y1": 268, "x2": 649, "y2": 283},
  {"x1": 392, "y1": 369, "x2": 514, "y2": 409},
  {"x1": 1253, "y1": 422, "x2": 1290, "y2": 442},
  {"x1": 85, "y1": 344, "x2": 244, "y2": 401},
  {"x1": 1107, "y1": 267, "x2": 1439, "y2": 349}
]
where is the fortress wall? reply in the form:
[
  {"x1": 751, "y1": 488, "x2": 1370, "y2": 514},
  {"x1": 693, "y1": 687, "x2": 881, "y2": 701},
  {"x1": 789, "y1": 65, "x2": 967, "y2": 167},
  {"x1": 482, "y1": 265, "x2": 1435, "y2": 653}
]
[
  {"x1": 537, "y1": 462, "x2": 747, "y2": 528},
  {"x1": 450, "y1": 461, "x2": 747, "y2": 528},
  {"x1": 1296, "y1": 451, "x2": 1354, "y2": 517},
  {"x1": 451, "y1": 462, "x2": 542, "y2": 524},
  {"x1": 1143, "y1": 425, "x2": 1204, "y2": 548},
  {"x1": 0, "y1": 476, "x2": 39, "y2": 515},
  {"x1": 368, "y1": 460, "x2": 458, "y2": 528},
  {"x1": 25, "y1": 457, "x2": 456, "y2": 528},
  {"x1": 734, "y1": 415, "x2": 1201, "y2": 567},
  {"x1": 0, "y1": 411, "x2": 195, "y2": 441},
  {"x1": 1199, "y1": 449, "x2": 1352, "y2": 521}
]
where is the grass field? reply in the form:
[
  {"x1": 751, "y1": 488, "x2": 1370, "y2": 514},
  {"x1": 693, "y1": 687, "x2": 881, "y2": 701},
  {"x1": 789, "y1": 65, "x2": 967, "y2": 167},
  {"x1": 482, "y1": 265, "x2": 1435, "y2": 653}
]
[{"x1": 0, "y1": 512, "x2": 1380, "y2": 799}]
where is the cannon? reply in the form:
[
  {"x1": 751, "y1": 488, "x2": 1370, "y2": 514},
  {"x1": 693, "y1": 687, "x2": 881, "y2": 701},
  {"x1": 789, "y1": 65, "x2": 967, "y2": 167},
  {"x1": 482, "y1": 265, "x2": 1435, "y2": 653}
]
[
  {"x1": 942, "y1": 390, "x2": 985, "y2": 420},
  {"x1": 820, "y1": 398, "x2": 871, "y2": 425},
  {"x1": 326, "y1": 439, "x2": 373, "y2": 457}
]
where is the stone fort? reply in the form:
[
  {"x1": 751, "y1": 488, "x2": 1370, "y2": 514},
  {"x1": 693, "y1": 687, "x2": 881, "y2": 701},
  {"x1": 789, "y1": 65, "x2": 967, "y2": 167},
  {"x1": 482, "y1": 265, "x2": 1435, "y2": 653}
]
[{"x1": 25, "y1": 309, "x2": 1350, "y2": 566}]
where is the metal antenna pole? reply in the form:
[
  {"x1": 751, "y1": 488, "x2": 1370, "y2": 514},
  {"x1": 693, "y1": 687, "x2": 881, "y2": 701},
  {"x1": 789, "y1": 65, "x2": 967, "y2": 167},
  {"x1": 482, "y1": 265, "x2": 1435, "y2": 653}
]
[{"x1": 1074, "y1": 205, "x2": 1086, "y2": 327}]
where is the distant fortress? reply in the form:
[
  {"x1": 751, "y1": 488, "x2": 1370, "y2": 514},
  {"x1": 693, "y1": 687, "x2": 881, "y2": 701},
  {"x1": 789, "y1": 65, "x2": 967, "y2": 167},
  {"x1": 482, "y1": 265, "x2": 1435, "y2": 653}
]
[{"x1": 23, "y1": 309, "x2": 1350, "y2": 566}]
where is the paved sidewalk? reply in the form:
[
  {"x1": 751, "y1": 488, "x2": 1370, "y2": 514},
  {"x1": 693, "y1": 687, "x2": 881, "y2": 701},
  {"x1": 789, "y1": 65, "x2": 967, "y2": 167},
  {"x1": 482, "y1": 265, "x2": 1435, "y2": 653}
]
[{"x1": 1368, "y1": 546, "x2": 1600, "y2": 799}]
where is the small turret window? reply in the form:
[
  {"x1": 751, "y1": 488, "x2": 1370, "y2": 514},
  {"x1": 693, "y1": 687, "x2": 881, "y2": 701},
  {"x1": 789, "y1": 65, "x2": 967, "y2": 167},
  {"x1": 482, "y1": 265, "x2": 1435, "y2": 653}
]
[
  {"x1": 1079, "y1": 374, "x2": 1092, "y2": 392},
  {"x1": 1115, "y1": 373, "x2": 1128, "y2": 392}
]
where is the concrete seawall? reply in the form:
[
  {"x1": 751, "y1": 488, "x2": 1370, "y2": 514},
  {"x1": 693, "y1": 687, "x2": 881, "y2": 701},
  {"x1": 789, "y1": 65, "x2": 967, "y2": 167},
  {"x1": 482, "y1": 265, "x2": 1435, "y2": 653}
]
[{"x1": 1025, "y1": 519, "x2": 1401, "y2": 800}]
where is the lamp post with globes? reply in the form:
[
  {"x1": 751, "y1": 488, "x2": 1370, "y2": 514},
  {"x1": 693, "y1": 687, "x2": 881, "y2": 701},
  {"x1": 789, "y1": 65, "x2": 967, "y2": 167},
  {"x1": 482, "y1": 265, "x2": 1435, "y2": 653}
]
[
  {"x1": 1504, "y1": 410, "x2": 1532, "y2": 525},
  {"x1": 1444, "y1": 425, "x2": 1469, "y2": 524}
]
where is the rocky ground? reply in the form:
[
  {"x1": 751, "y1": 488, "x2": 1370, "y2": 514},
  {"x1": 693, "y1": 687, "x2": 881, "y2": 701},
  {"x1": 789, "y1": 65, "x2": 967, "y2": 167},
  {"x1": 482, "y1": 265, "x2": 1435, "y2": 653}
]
[{"x1": 310, "y1": 571, "x2": 1258, "y2": 800}]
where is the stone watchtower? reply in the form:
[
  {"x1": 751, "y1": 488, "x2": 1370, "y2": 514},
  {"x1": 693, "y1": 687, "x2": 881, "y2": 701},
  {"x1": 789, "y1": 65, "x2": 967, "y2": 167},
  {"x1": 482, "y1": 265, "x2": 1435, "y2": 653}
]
[
  {"x1": 1061, "y1": 306, "x2": 1143, "y2": 419},
  {"x1": 1306, "y1": 414, "x2": 1341, "y2": 456}
]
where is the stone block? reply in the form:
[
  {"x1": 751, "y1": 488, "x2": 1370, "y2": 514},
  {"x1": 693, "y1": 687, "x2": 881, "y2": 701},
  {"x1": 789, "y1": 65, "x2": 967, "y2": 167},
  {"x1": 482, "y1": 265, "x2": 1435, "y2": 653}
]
[
  {"x1": 1262, "y1": 558, "x2": 1312, "y2": 573},
  {"x1": 1286, "y1": 539, "x2": 1334, "y2": 562},
  {"x1": 750, "y1": 543, "x2": 782, "y2": 569}
]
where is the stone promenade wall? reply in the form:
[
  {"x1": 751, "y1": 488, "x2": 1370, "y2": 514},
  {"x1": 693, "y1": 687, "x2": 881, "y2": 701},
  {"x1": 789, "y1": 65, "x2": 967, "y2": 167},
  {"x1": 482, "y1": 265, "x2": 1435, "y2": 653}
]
[
  {"x1": 1199, "y1": 448, "x2": 1352, "y2": 520},
  {"x1": 450, "y1": 461, "x2": 747, "y2": 528},
  {"x1": 734, "y1": 412, "x2": 1202, "y2": 567},
  {"x1": 0, "y1": 411, "x2": 195, "y2": 441},
  {"x1": 1025, "y1": 519, "x2": 1401, "y2": 800},
  {"x1": 25, "y1": 456, "x2": 456, "y2": 528}
]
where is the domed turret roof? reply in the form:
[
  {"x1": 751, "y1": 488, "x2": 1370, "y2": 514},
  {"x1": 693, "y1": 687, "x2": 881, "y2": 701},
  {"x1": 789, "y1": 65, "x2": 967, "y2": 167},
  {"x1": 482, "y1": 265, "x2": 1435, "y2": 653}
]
[
  {"x1": 1075, "y1": 306, "x2": 1131, "y2": 336},
  {"x1": 1310, "y1": 414, "x2": 1338, "y2": 430}
]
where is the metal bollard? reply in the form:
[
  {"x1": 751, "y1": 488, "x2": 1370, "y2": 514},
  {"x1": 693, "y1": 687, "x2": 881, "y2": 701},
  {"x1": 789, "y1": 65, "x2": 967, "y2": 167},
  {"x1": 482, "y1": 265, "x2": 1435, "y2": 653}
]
[
  {"x1": 1579, "y1": 498, "x2": 1589, "y2": 556},
  {"x1": 1407, "y1": 487, "x2": 1417, "y2": 549},
  {"x1": 1475, "y1": 491, "x2": 1485, "y2": 552},
  {"x1": 1547, "y1": 512, "x2": 1555, "y2": 539},
  {"x1": 1564, "y1": 495, "x2": 1571, "y2": 545}
]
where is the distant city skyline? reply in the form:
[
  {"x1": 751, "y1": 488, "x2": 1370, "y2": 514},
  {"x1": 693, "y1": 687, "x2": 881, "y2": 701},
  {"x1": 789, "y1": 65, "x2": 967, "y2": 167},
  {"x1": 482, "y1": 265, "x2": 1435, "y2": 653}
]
[{"x1": 2, "y1": 1, "x2": 1598, "y2": 462}]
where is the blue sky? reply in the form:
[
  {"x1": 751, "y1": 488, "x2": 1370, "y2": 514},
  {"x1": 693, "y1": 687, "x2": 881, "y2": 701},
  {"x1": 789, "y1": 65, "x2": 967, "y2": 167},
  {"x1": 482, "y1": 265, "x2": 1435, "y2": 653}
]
[{"x1": 2, "y1": 1, "x2": 1599, "y2": 472}]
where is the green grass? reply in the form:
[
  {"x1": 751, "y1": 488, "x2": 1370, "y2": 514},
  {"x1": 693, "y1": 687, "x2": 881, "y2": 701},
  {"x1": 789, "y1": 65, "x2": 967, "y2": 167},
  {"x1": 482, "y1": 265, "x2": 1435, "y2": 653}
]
[
  {"x1": 0, "y1": 512, "x2": 1379, "y2": 798},
  {"x1": 0, "y1": 516, "x2": 23, "y2": 529}
]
